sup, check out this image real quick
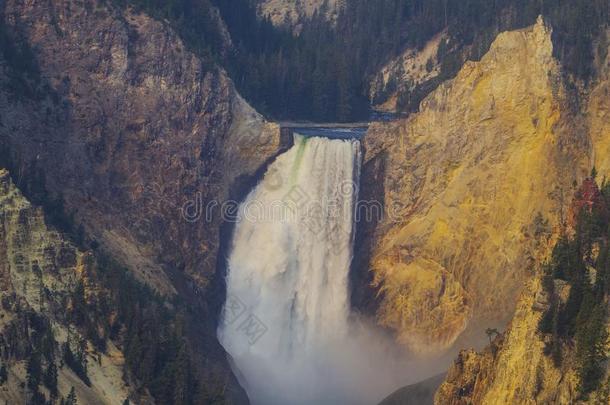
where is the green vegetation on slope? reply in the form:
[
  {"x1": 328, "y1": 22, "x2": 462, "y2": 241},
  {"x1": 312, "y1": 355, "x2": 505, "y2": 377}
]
[
  {"x1": 108, "y1": 0, "x2": 607, "y2": 122},
  {"x1": 0, "y1": 153, "x2": 226, "y2": 404},
  {"x1": 538, "y1": 173, "x2": 610, "y2": 398}
]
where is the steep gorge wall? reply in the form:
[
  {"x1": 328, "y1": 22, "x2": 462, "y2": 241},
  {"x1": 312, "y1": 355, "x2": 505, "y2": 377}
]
[
  {"x1": 0, "y1": 0, "x2": 282, "y2": 401},
  {"x1": 434, "y1": 277, "x2": 589, "y2": 405},
  {"x1": 369, "y1": 32, "x2": 444, "y2": 112},
  {"x1": 589, "y1": 34, "x2": 610, "y2": 177},
  {"x1": 359, "y1": 18, "x2": 602, "y2": 355},
  {"x1": 434, "y1": 29, "x2": 610, "y2": 405},
  {"x1": 1, "y1": 0, "x2": 281, "y2": 298},
  {"x1": 0, "y1": 169, "x2": 135, "y2": 404}
]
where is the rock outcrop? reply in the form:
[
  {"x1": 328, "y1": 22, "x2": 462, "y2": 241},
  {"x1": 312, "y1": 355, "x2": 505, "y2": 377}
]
[
  {"x1": 256, "y1": 0, "x2": 339, "y2": 30},
  {"x1": 434, "y1": 31, "x2": 610, "y2": 403},
  {"x1": 2, "y1": 0, "x2": 280, "y2": 295},
  {"x1": 0, "y1": 0, "x2": 282, "y2": 401},
  {"x1": 433, "y1": 277, "x2": 584, "y2": 405},
  {"x1": 434, "y1": 235, "x2": 610, "y2": 404},
  {"x1": 378, "y1": 373, "x2": 446, "y2": 405},
  {"x1": 589, "y1": 31, "x2": 610, "y2": 177},
  {"x1": 359, "y1": 17, "x2": 604, "y2": 355},
  {"x1": 369, "y1": 32, "x2": 445, "y2": 112},
  {"x1": 0, "y1": 169, "x2": 135, "y2": 404}
]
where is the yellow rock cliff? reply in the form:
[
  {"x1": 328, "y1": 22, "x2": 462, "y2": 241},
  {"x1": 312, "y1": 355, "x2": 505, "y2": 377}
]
[{"x1": 362, "y1": 17, "x2": 598, "y2": 355}]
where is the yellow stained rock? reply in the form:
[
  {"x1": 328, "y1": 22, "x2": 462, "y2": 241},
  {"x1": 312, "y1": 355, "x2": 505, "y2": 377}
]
[{"x1": 363, "y1": 17, "x2": 597, "y2": 354}]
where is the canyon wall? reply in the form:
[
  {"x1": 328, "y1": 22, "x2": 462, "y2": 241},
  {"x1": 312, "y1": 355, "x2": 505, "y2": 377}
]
[
  {"x1": 359, "y1": 17, "x2": 601, "y2": 355},
  {"x1": 369, "y1": 32, "x2": 444, "y2": 112},
  {"x1": 433, "y1": 277, "x2": 590, "y2": 405},
  {"x1": 0, "y1": 0, "x2": 283, "y2": 401},
  {"x1": 0, "y1": 169, "x2": 136, "y2": 404},
  {"x1": 2, "y1": 0, "x2": 281, "y2": 295},
  {"x1": 434, "y1": 28, "x2": 610, "y2": 405},
  {"x1": 0, "y1": 1, "x2": 607, "y2": 402}
]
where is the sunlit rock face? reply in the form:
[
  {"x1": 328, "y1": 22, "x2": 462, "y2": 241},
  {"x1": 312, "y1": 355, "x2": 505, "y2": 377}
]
[
  {"x1": 359, "y1": 17, "x2": 603, "y2": 355},
  {"x1": 434, "y1": 277, "x2": 588, "y2": 405},
  {"x1": 589, "y1": 30, "x2": 610, "y2": 177},
  {"x1": 434, "y1": 28, "x2": 610, "y2": 405},
  {"x1": 0, "y1": 169, "x2": 135, "y2": 404},
  {"x1": 435, "y1": 182, "x2": 610, "y2": 405}
]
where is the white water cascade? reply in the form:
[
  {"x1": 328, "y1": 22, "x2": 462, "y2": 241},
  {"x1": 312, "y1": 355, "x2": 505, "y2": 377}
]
[{"x1": 218, "y1": 134, "x2": 419, "y2": 405}]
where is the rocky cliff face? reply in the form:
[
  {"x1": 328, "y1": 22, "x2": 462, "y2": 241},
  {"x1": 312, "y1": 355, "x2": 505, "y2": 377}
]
[
  {"x1": 0, "y1": 0, "x2": 282, "y2": 401},
  {"x1": 435, "y1": 190, "x2": 610, "y2": 404},
  {"x1": 433, "y1": 277, "x2": 597, "y2": 405},
  {"x1": 0, "y1": 169, "x2": 135, "y2": 404},
  {"x1": 369, "y1": 32, "x2": 445, "y2": 112},
  {"x1": 359, "y1": 17, "x2": 603, "y2": 355},
  {"x1": 433, "y1": 28, "x2": 610, "y2": 405},
  {"x1": 256, "y1": 0, "x2": 338, "y2": 29},
  {"x1": 2, "y1": 0, "x2": 281, "y2": 295},
  {"x1": 589, "y1": 32, "x2": 610, "y2": 177}
]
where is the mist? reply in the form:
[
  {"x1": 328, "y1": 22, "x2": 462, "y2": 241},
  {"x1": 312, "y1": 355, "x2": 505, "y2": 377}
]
[{"x1": 218, "y1": 134, "x2": 441, "y2": 405}]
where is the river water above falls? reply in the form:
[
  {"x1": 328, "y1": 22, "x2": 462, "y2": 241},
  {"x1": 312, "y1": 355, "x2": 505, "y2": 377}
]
[{"x1": 218, "y1": 130, "x2": 422, "y2": 405}]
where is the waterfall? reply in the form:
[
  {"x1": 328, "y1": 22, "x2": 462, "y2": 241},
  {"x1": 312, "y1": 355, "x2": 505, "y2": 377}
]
[{"x1": 218, "y1": 134, "x2": 416, "y2": 405}]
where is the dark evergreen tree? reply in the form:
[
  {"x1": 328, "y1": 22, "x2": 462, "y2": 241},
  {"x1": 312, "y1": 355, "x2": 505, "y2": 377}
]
[
  {"x1": 65, "y1": 387, "x2": 77, "y2": 405},
  {"x1": 26, "y1": 351, "x2": 42, "y2": 391},
  {"x1": 62, "y1": 342, "x2": 90, "y2": 386},
  {"x1": 0, "y1": 364, "x2": 7, "y2": 385},
  {"x1": 111, "y1": 0, "x2": 608, "y2": 122},
  {"x1": 538, "y1": 176, "x2": 610, "y2": 396},
  {"x1": 43, "y1": 360, "x2": 58, "y2": 399}
]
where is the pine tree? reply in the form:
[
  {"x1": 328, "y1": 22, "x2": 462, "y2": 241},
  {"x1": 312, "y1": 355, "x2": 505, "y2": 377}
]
[
  {"x1": 0, "y1": 364, "x2": 7, "y2": 385},
  {"x1": 63, "y1": 342, "x2": 90, "y2": 386},
  {"x1": 66, "y1": 387, "x2": 77, "y2": 405},
  {"x1": 576, "y1": 304, "x2": 608, "y2": 397},
  {"x1": 26, "y1": 351, "x2": 42, "y2": 391},
  {"x1": 44, "y1": 360, "x2": 58, "y2": 398}
]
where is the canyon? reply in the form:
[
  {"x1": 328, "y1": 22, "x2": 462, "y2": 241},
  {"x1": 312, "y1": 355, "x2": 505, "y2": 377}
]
[
  {"x1": 0, "y1": 0, "x2": 608, "y2": 404},
  {"x1": 360, "y1": 17, "x2": 584, "y2": 354},
  {"x1": 0, "y1": 0, "x2": 281, "y2": 402}
]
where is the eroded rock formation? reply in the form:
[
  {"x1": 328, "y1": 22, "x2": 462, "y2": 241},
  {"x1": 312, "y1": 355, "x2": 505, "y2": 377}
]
[
  {"x1": 0, "y1": 0, "x2": 282, "y2": 401},
  {"x1": 359, "y1": 17, "x2": 607, "y2": 355},
  {"x1": 1, "y1": 0, "x2": 281, "y2": 296},
  {"x1": 433, "y1": 53, "x2": 610, "y2": 397},
  {"x1": 0, "y1": 169, "x2": 138, "y2": 404},
  {"x1": 256, "y1": 0, "x2": 338, "y2": 30}
]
